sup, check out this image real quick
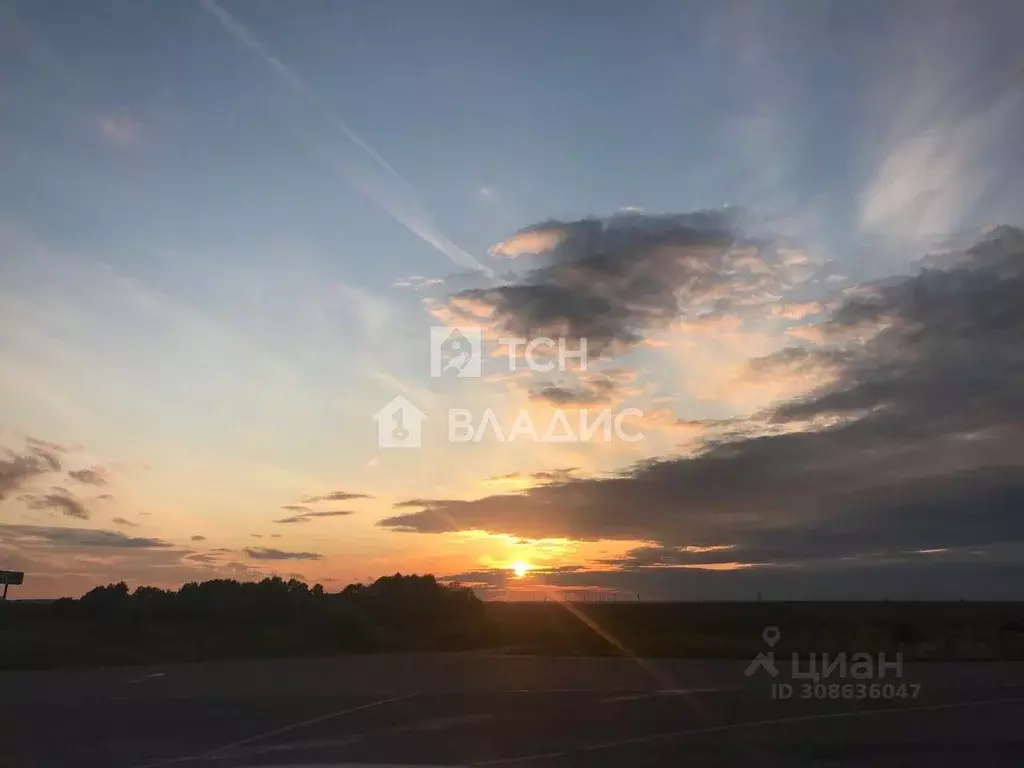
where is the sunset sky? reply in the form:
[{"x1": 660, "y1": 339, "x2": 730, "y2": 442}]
[{"x1": 3, "y1": 0, "x2": 1023, "y2": 600}]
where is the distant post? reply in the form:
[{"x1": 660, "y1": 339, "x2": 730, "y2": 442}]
[{"x1": 0, "y1": 571, "x2": 24, "y2": 600}]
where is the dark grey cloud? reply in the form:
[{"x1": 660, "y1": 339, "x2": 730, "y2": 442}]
[
  {"x1": 534, "y1": 564, "x2": 588, "y2": 574},
  {"x1": 281, "y1": 504, "x2": 313, "y2": 512},
  {"x1": 25, "y1": 437, "x2": 67, "y2": 456},
  {"x1": 530, "y1": 375, "x2": 620, "y2": 406},
  {"x1": 300, "y1": 490, "x2": 372, "y2": 503},
  {"x1": 490, "y1": 468, "x2": 579, "y2": 485},
  {"x1": 223, "y1": 561, "x2": 265, "y2": 577},
  {"x1": 304, "y1": 509, "x2": 356, "y2": 517},
  {"x1": 25, "y1": 489, "x2": 90, "y2": 520},
  {"x1": 190, "y1": 534, "x2": 206, "y2": 542},
  {"x1": 384, "y1": 227, "x2": 1024, "y2": 580},
  {"x1": 443, "y1": 209, "x2": 801, "y2": 356},
  {"x1": 0, "y1": 524, "x2": 172, "y2": 549},
  {"x1": 0, "y1": 439, "x2": 62, "y2": 501},
  {"x1": 184, "y1": 552, "x2": 222, "y2": 564},
  {"x1": 244, "y1": 547, "x2": 323, "y2": 561},
  {"x1": 274, "y1": 510, "x2": 355, "y2": 524},
  {"x1": 771, "y1": 227, "x2": 1024, "y2": 441},
  {"x1": 111, "y1": 516, "x2": 137, "y2": 527},
  {"x1": 68, "y1": 467, "x2": 107, "y2": 486},
  {"x1": 390, "y1": 498, "x2": 447, "y2": 511}
]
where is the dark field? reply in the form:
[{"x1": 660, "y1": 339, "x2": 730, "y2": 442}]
[
  {"x1": 487, "y1": 600, "x2": 1024, "y2": 659},
  {"x1": 3, "y1": 575, "x2": 1024, "y2": 669}
]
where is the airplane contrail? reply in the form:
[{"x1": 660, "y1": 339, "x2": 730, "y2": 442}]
[{"x1": 199, "y1": 0, "x2": 494, "y2": 278}]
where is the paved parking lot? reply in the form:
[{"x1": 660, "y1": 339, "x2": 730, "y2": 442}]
[{"x1": 4, "y1": 655, "x2": 1024, "y2": 767}]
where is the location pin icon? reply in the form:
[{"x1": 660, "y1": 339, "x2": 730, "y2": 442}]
[{"x1": 763, "y1": 626, "x2": 781, "y2": 647}]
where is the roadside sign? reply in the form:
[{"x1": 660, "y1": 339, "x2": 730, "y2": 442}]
[{"x1": 1, "y1": 570, "x2": 24, "y2": 599}]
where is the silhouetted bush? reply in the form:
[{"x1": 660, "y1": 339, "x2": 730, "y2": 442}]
[{"x1": 0, "y1": 574, "x2": 488, "y2": 668}]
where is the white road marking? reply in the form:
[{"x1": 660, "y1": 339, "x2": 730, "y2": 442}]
[
  {"x1": 128, "y1": 672, "x2": 167, "y2": 685},
  {"x1": 199, "y1": 713, "x2": 494, "y2": 761},
  {"x1": 598, "y1": 687, "x2": 734, "y2": 703},
  {"x1": 491, "y1": 692, "x2": 598, "y2": 696},
  {"x1": 405, "y1": 713, "x2": 493, "y2": 731},
  {"x1": 472, "y1": 696, "x2": 1024, "y2": 765},
  {"x1": 491, "y1": 692, "x2": 659, "y2": 696},
  {"x1": 206, "y1": 694, "x2": 419, "y2": 758},
  {"x1": 201, "y1": 737, "x2": 364, "y2": 759},
  {"x1": 238, "y1": 764, "x2": 464, "y2": 767},
  {"x1": 134, "y1": 694, "x2": 417, "y2": 768}
]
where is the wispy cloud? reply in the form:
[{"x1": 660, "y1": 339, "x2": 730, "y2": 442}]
[
  {"x1": 393, "y1": 275, "x2": 445, "y2": 290},
  {"x1": 300, "y1": 490, "x2": 372, "y2": 504},
  {"x1": 0, "y1": 437, "x2": 63, "y2": 501},
  {"x1": 0, "y1": 524, "x2": 171, "y2": 549},
  {"x1": 199, "y1": 0, "x2": 493, "y2": 277},
  {"x1": 857, "y1": 5, "x2": 1024, "y2": 246},
  {"x1": 274, "y1": 509, "x2": 355, "y2": 524},
  {"x1": 244, "y1": 546, "x2": 323, "y2": 561},
  {"x1": 68, "y1": 467, "x2": 107, "y2": 486},
  {"x1": 24, "y1": 489, "x2": 90, "y2": 520},
  {"x1": 860, "y1": 94, "x2": 1021, "y2": 242}
]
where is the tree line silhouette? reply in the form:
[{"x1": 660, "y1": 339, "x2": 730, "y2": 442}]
[
  {"x1": 1, "y1": 574, "x2": 489, "y2": 667},
  {"x1": 3, "y1": 576, "x2": 1023, "y2": 669}
]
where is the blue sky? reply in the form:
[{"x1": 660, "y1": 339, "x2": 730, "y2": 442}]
[{"x1": 2, "y1": 0, "x2": 1023, "y2": 598}]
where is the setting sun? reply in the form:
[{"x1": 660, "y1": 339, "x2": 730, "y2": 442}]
[{"x1": 511, "y1": 561, "x2": 532, "y2": 578}]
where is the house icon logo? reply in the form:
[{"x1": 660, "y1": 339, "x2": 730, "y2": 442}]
[{"x1": 374, "y1": 395, "x2": 428, "y2": 448}]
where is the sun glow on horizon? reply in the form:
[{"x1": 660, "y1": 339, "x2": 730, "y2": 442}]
[{"x1": 511, "y1": 560, "x2": 533, "y2": 578}]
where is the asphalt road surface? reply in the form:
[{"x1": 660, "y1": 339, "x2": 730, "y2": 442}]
[{"x1": 4, "y1": 654, "x2": 1024, "y2": 767}]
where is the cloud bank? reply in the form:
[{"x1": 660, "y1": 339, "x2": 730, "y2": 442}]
[{"x1": 387, "y1": 226, "x2": 1024, "y2": 589}]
